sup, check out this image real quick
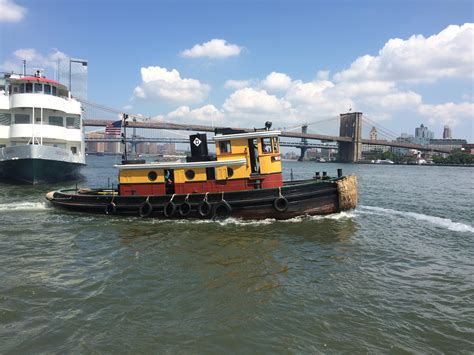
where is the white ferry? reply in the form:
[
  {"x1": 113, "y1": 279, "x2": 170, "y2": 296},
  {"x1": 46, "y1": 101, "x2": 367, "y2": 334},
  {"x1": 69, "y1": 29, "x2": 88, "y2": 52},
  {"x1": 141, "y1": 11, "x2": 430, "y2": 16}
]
[{"x1": 0, "y1": 71, "x2": 85, "y2": 184}]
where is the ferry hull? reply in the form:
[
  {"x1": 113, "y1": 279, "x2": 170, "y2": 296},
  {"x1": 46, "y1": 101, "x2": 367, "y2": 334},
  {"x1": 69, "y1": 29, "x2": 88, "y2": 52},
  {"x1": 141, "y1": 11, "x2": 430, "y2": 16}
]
[
  {"x1": 46, "y1": 176, "x2": 358, "y2": 220},
  {"x1": 0, "y1": 158, "x2": 84, "y2": 184},
  {"x1": 0, "y1": 145, "x2": 85, "y2": 184}
]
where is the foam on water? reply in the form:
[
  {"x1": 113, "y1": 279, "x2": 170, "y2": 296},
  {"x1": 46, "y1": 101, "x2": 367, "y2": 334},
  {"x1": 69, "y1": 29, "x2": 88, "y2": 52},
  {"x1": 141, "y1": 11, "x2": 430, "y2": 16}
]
[
  {"x1": 358, "y1": 205, "x2": 474, "y2": 233},
  {"x1": 0, "y1": 201, "x2": 50, "y2": 211}
]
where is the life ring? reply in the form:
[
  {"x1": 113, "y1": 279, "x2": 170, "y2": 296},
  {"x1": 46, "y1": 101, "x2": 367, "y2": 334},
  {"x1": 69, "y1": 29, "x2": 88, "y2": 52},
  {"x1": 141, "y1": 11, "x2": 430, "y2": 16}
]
[
  {"x1": 139, "y1": 201, "x2": 153, "y2": 218},
  {"x1": 213, "y1": 200, "x2": 232, "y2": 219},
  {"x1": 273, "y1": 196, "x2": 288, "y2": 212},
  {"x1": 198, "y1": 201, "x2": 212, "y2": 218},
  {"x1": 179, "y1": 202, "x2": 192, "y2": 216},
  {"x1": 105, "y1": 202, "x2": 117, "y2": 215},
  {"x1": 164, "y1": 201, "x2": 176, "y2": 218}
]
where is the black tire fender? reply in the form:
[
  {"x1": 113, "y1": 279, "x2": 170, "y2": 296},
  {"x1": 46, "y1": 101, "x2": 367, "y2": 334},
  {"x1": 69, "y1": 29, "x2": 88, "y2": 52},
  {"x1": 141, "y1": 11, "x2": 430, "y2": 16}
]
[
  {"x1": 213, "y1": 200, "x2": 232, "y2": 219},
  {"x1": 105, "y1": 202, "x2": 117, "y2": 215},
  {"x1": 164, "y1": 201, "x2": 176, "y2": 218},
  {"x1": 139, "y1": 201, "x2": 153, "y2": 218},
  {"x1": 273, "y1": 196, "x2": 288, "y2": 212},
  {"x1": 198, "y1": 201, "x2": 212, "y2": 218},
  {"x1": 179, "y1": 201, "x2": 192, "y2": 216}
]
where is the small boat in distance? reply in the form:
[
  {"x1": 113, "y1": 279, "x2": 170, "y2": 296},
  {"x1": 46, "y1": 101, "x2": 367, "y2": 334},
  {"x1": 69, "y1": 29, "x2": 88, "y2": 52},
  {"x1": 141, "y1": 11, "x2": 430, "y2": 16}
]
[
  {"x1": 46, "y1": 124, "x2": 357, "y2": 220},
  {"x1": 0, "y1": 71, "x2": 85, "y2": 184}
]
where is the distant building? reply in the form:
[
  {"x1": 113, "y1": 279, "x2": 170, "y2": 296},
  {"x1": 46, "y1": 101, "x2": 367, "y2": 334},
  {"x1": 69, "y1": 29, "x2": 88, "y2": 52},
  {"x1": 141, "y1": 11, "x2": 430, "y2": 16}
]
[
  {"x1": 414, "y1": 124, "x2": 434, "y2": 145},
  {"x1": 462, "y1": 143, "x2": 474, "y2": 155},
  {"x1": 86, "y1": 131, "x2": 106, "y2": 153},
  {"x1": 429, "y1": 138, "x2": 467, "y2": 151},
  {"x1": 443, "y1": 125, "x2": 452, "y2": 139},
  {"x1": 369, "y1": 126, "x2": 377, "y2": 140}
]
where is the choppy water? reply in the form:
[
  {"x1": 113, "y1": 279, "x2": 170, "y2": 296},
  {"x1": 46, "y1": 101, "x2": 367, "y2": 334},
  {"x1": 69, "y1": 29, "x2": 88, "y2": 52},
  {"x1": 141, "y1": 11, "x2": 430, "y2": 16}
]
[{"x1": 0, "y1": 156, "x2": 473, "y2": 353}]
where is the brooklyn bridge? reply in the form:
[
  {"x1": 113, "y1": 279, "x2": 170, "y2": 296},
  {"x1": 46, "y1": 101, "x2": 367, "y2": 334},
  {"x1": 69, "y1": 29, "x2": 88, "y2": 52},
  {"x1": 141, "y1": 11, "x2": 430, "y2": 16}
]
[{"x1": 81, "y1": 100, "x2": 451, "y2": 162}]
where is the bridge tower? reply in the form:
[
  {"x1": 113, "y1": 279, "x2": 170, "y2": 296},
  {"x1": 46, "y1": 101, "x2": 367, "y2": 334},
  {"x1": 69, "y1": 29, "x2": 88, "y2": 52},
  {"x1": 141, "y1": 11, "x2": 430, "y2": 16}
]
[
  {"x1": 298, "y1": 125, "x2": 308, "y2": 161},
  {"x1": 338, "y1": 112, "x2": 363, "y2": 163}
]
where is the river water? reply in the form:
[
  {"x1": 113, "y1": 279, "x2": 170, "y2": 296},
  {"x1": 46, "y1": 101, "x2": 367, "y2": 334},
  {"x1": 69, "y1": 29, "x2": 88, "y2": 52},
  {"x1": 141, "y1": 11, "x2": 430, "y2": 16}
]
[{"x1": 0, "y1": 156, "x2": 473, "y2": 353}]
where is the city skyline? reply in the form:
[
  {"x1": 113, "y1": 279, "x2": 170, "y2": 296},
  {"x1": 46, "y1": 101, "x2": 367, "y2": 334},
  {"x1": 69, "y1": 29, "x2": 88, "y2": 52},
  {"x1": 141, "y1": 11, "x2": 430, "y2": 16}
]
[{"x1": 1, "y1": 0, "x2": 473, "y2": 140}]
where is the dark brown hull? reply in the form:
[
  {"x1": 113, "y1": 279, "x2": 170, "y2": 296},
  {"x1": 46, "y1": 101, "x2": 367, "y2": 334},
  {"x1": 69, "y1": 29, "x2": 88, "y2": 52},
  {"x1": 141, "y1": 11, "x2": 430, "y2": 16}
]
[{"x1": 46, "y1": 177, "x2": 357, "y2": 220}]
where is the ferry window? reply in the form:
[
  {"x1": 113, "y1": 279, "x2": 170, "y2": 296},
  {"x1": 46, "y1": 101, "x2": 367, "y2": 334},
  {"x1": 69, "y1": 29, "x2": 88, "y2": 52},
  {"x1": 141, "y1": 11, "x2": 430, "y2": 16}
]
[
  {"x1": 0, "y1": 113, "x2": 11, "y2": 125},
  {"x1": 148, "y1": 171, "x2": 157, "y2": 181},
  {"x1": 52, "y1": 86, "x2": 57, "y2": 96},
  {"x1": 49, "y1": 116, "x2": 64, "y2": 127},
  {"x1": 66, "y1": 117, "x2": 80, "y2": 128},
  {"x1": 261, "y1": 138, "x2": 272, "y2": 153},
  {"x1": 272, "y1": 137, "x2": 279, "y2": 153},
  {"x1": 19, "y1": 84, "x2": 25, "y2": 93},
  {"x1": 227, "y1": 167, "x2": 234, "y2": 177},
  {"x1": 13, "y1": 86, "x2": 19, "y2": 93},
  {"x1": 25, "y1": 83, "x2": 33, "y2": 93},
  {"x1": 70, "y1": 147, "x2": 77, "y2": 154},
  {"x1": 219, "y1": 140, "x2": 231, "y2": 154},
  {"x1": 35, "y1": 117, "x2": 41, "y2": 123},
  {"x1": 34, "y1": 83, "x2": 43, "y2": 93},
  {"x1": 44, "y1": 84, "x2": 51, "y2": 94},
  {"x1": 14, "y1": 114, "x2": 30, "y2": 124},
  {"x1": 185, "y1": 169, "x2": 195, "y2": 180}
]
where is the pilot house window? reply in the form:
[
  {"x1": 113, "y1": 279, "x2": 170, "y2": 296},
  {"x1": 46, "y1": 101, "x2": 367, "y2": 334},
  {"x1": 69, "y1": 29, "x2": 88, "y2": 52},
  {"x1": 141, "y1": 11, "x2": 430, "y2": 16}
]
[
  {"x1": 219, "y1": 140, "x2": 231, "y2": 154},
  {"x1": 261, "y1": 138, "x2": 272, "y2": 153}
]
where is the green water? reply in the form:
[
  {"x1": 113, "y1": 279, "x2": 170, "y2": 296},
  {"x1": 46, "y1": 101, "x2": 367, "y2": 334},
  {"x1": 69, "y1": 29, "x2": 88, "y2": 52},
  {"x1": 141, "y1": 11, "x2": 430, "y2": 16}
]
[{"x1": 0, "y1": 157, "x2": 473, "y2": 353}]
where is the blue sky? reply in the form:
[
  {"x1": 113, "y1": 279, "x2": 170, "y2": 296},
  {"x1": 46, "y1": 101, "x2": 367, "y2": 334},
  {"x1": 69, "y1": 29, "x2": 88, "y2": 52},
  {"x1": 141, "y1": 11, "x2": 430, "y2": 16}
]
[{"x1": 1, "y1": 0, "x2": 473, "y2": 140}]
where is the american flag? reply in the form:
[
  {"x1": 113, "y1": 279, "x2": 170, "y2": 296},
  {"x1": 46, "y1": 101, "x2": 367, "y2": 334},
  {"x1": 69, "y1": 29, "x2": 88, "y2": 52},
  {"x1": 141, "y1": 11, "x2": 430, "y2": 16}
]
[{"x1": 105, "y1": 120, "x2": 122, "y2": 135}]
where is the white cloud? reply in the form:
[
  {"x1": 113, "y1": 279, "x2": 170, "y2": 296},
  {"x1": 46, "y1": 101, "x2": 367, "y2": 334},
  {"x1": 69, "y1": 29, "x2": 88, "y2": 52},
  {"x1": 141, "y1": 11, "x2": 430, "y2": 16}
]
[
  {"x1": 362, "y1": 91, "x2": 422, "y2": 110},
  {"x1": 418, "y1": 102, "x2": 474, "y2": 127},
  {"x1": 261, "y1": 72, "x2": 292, "y2": 92},
  {"x1": 0, "y1": 0, "x2": 26, "y2": 22},
  {"x1": 223, "y1": 88, "x2": 291, "y2": 115},
  {"x1": 167, "y1": 105, "x2": 224, "y2": 121},
  {"x1": 133, "y1": 66, "x2": 210, "y2": 104},
  {"x1": 334, "y1": 23, "x2": 474, "y2": 84},
  {"x1": 181, "y1": 39, "x2": 242, "y2": 59},
  {"x1": 224, "y1": 79, "x2": 251, "y2": 90}
]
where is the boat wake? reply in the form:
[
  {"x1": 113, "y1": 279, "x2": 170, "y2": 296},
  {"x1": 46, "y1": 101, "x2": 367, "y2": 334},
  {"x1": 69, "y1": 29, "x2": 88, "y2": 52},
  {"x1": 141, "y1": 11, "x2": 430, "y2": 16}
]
[
  {"x1": 148, "y1": 211, "x2": 356, "y2": 227},
  {"x1": 358, "y1": 205, "x2": 474, "y2": 233},
  {"x1": 0, "y1": 201, "x2": 50, "y2": 212}
]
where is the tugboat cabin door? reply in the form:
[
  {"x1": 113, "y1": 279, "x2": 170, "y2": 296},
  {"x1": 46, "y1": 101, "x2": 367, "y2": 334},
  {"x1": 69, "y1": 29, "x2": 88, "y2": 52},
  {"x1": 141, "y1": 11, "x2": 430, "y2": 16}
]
[
  {"x1": 248, "y1": 139, "x2": 260, "y2": 174},
  {"x1": 164, "y1": 169, "x2": 175, "y2": 194}
]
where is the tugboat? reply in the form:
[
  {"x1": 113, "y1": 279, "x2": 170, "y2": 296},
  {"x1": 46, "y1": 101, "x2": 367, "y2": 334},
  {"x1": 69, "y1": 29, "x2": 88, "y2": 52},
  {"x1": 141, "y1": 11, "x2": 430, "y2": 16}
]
[
  {"x1": 0, "y1": 71, "x2": 85, "y2": 184},
  {"x1": 46, "y1": 121, "x2": 357, "y2": 220}
]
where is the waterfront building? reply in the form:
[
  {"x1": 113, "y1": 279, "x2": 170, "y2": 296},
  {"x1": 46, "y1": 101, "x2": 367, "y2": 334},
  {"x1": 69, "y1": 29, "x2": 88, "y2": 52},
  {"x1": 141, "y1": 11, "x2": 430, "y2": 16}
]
[{"x1": 443, "y1": 125, "x2": 452, "y2": 139}]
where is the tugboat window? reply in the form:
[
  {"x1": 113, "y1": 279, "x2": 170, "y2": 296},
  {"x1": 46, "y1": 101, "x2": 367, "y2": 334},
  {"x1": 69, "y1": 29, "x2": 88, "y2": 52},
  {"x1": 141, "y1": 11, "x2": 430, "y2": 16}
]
[
  {"x1": 262, "y1": 138, "x2": 272, "y2": 153},
  {"x1": 227, "y1": 167, "x2": 234, "y2": 177},
  {"x1": 185, "y1": 169, "x2": 195, "y2": 180},
  {"x1": 273, "y1": 137, "x2": 279, "y2": 153},
  {"x1": 148, "y1": 171, "x2": 157, "y2": 181},
  {"x1": 219, "y1": 140, "x2": 231, "y2": 154},
  {"x1": 34, "y1": 83, "x2": 42, "y2": 93}
]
